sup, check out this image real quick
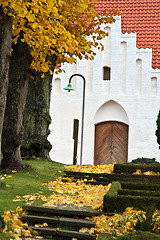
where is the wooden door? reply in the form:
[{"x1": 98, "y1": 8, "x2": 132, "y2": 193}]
[{"x1": 94, "y1": 121, "x2": 128, "y2": 165}]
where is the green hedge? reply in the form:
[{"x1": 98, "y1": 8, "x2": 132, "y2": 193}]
[
  {"x1": 106, "y1": 181, "x2": 121, "y2": 197},
  {"x1": 114, "y1": 163, "x2": 160, "y2": 174},
  {"x1": 121, "y1": 182, "x2": 160, "y2": 191},
  {"x1": 131, "y1": 157, "x2": 159, "y2": 164},
  {"x1": 103, "y1": 194, "x2": 160, "y2": 212},
  {"x1": 118, "y1": 189, "x2": 160, "y2": 197},
  {"x1": 116, "y1": 231, "x2": 160, "y2": 240},
  {"x1": 98, "y1": 232, "x2": 160, "y2": 240},
  {"x1": 103, "y1": 181, "x2": 160, "y2": 212}
]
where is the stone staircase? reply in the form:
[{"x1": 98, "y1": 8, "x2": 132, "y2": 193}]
[
  {"x1": 64, "y1": 170, "x2": 160, "y2": 185},
  {"x1": 22, "y1": 168, "x2": 160, "y2": 239},
  {"x1": 22, "y1": 206, "x2": 111, "y2": 240}
]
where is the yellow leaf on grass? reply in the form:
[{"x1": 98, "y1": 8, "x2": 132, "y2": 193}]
[
  {"x1": 143, "y1": 171, "x2": 157, "y2": 175},
  {"x1": 79, "y1": 227, "x2": 90, "y2": 233},
  {"x1": 124, "y1": 207, "x2": 134, "y2": 214},
  {"x1": 133, "y1": 169, "x2": 142, "y2": 175}
]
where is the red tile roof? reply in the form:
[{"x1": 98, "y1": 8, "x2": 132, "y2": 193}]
[{"x1": 95, "y1": 0, "x2": 160, "y2": 69}]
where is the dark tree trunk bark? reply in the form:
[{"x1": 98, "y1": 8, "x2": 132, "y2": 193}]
[
  {"x1": 21, "y1": 57, "x2": 56, "y2": 160},
  {"x1": 1, "y1": 40, "x2": 31, "y2": 169},
  {"x1": 0, "y1": 7, "x2": 13, "y2": 165}
]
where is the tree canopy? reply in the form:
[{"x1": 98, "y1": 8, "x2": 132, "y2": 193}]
[
  {"x1": 1, "y1": 0, "x2": 119, "y2": 75},
  {"x1": 0, "y1": 0, "x2": 119, "y2": 169}
]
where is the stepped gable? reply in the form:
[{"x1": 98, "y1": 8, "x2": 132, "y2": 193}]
[{"x1": 95, "y1": 0, "x2": 160, "y2": 69}]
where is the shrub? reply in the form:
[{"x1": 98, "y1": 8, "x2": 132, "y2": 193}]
[
  {"x1": 118, "y1": 189, "x2": 160, "y2": 197},
  {"x1": 121, "y1": 182, "x2": 160, "y2": 191},
  {"x1": 114, "y1": 163, "x2": 160, "y2": 174},
  {"x1": 132, "y1": 157, "x2": 158, "y2": 164},
  {"x1": 156, "y1": 110, "x2": 160, "y2": 150},
  {"x1": 103, "y1": 195, "x2": 160, "y2": 213}
]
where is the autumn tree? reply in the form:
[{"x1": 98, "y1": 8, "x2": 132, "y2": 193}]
[
  {"x1": 155, "y1": 110, "x2": 160, "y2": 150},
  {"x1": 0, "y1": 0, "x2": 117, "y2": 169},
  {"x1": 0, "y1": 6, "x2": 13, "y2": 164},
  {"x1": 21, "y1": 68, "x2": 54, "y2": 160}
]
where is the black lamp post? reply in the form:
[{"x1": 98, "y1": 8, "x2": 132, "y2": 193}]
[{"x1": 64, "y1": 74, "x2": 86, "y2": 165}]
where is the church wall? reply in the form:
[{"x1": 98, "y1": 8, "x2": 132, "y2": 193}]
[{"x1": 48, "y1": 16, "x2": 160, "y2": 165}]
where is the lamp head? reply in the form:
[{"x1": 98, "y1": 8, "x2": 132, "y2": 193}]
[{"x1": 64, "y1": 83, "x2": 75, "y2": 92}]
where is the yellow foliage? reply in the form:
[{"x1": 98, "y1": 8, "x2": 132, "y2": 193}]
[
  {"x1": 42, "y1": 178, "x2": 112, "y2": 210},
  {"x1": 65, "y1": 163, "x2": 115, "y2": 173},
  {"x1": 1, "y1": 0, "x2": 118, "y2": 73},
  {"x1": 132, "y1": 169, "x2": 142, "y2": 175},
  {"x1": 143, "y1": 171, "x2": 157, "y2": 175},
  {"x1": 133, "y1": 169, "x2": 159, "y2": 175},
  {"x1": 85, "y1": 208, "x2": 157, "y2": 237},
  {"x1": 3, "y1": 171, "x2": 160, "y2": 239},
  {"x1": 2, "y1": 208, "x2": 33, "y2": 239},
  {"x1": 6, "y1": 175, "x2": 12, "y2": 178}
]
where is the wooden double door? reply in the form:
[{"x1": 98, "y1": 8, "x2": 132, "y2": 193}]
[{"x1": 94, "y1": 121, "x2": 128, "y2": 165}]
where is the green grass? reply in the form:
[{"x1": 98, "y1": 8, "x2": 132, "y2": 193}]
[
  {"x1": 0, "y1": 158, "x2": 65, "y2": 214},
  {"x1": 0, "y1": 231, "x2": 14, "y2": 239},
  {"x1": 0, "y1": 158, "x2": 65, "y2": 239},
  {"x1": 1, "y1": 159, "x2": 160, "y2": 240},
  {"x1": 98, "y1": 232, "x2": 160, "y2": 240}
]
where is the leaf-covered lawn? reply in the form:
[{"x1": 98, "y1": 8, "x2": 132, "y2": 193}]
[{"x1": 1, "y1": 161, "x2": 160, "y2": 239}]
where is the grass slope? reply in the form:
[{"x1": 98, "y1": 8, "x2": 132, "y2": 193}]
[
  {"x1": 0, "y1": 158, "x2": 64, "y2": 239},
  {"x1": 1, "y1": 159, "x2": 160, "y2": 240},
  {"x1": 0, "y1": 158, "x2": 64, "y2": 213}
]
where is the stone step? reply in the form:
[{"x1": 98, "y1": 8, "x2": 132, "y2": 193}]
[
  {"x1": 22, "y1": 214, "x2": 95, "y2": 229},
  {"x1": 85, "y1": 181, "x2": 110, "y2": 186},
  {"x1": 23, "y1": 238, "x2": 56, "y2": 240},
  {"x1": 59, "y1": 217, "x2": 95, "y2": 228},
  {"x1": 22, "y1": 214, "x2": 58, "y2": 227},
  {"x1": 23, "y1": 205, "x2": 109, "y2": 218},
  {"x1": 22, "y1": 205, "x2": 114, "y2": 239},
  {"x1": 65, "y1": 175, "x2": 109, "y2": 183},
  {"x1": 23, "y1": 225, "x2": 96, "y2": 240},
  {"x1": 108, "y1": 173, "x2": 160, "y2": 184},
  {"x1": 65, "y1": 171, "x2": 160, "y2": 184},
  {"x1": 64, "y1": 171, "x2": 109, "y2": 178},
  {"x1": 62, "y1": 178, "x2": 110, "y2": 186}
]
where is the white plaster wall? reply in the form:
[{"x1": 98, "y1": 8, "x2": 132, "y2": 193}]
[
  {"x1": 48, "y1": 16, "x2": 160, "y2": 165},
  {"x1": 94, "y1": 100, "x2": 129, "y2": 124}
]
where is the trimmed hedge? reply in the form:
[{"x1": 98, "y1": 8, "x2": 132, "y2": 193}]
[
  {"x1": 118, "y1": 189, "x2": 160, "y2": 197},
  {"x1": 121, "y1": 182, "x2": 160, "y2": 191},
  {"x1": 98, "y1": 231, "x2": 160, "y2": 240},
  {"x1": 132, "y1": 157, "x2": 159, "y2": 164},
  {"x1": 116, "y1": 231, "x2": 160, "y2": 240},
  {"x1": 106, "y1": 181, "x2": 121, "y2": 197},
  {"x1": 103, "y1": 194, "x2": 160, "y2": 212},
  {"x1": 103, "y1": 181, "x2": 160, "y2": 212},
  {"x1": 114, "y1": 163, "x2": 160, "y2": 174}
]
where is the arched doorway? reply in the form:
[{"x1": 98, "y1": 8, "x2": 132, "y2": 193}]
[
  {"x1": 94, "y1": 121, "x2": 128, "y2": 165},
  {"x1": 94, "y1": 100, "x2": 129, "y2": 165}
]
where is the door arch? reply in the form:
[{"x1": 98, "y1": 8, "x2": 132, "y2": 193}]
[
  {"x1": 94, "y1": 100, "x2": 129, "y2": 165},
  {"x1": 94, "y1": 121, "x2": 128, "y2": 165}
]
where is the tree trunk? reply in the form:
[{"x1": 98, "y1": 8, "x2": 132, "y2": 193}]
[
  {"x1": 21, "y1": 64, "x2": 55, "y2": 160},
  {"x1": 0, "y1": 7, "x2": 13, "y2": 165},
  {"x1": 1, "y1": 40, "x2": 31, "y2": 169}
]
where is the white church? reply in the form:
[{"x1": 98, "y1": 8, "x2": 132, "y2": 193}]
[{"x1": 48, "y1": 1, "x2": 160, "y2": 165}]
